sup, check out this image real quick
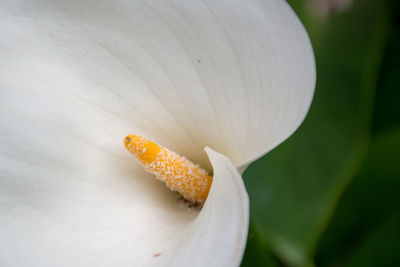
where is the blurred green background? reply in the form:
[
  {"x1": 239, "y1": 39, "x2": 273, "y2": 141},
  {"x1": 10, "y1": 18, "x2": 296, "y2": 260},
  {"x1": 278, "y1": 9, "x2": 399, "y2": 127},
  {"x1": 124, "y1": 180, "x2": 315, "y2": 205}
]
[{"x1": 241, "y1": 0, "x2": 400, "y2": 266}]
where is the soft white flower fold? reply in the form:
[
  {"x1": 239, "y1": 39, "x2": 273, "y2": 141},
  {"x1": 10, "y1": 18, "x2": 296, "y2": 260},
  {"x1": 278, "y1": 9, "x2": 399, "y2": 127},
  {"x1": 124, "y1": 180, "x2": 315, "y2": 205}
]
[{"x1": 0, "y1": 0, "x2": 315, "y2": 266}]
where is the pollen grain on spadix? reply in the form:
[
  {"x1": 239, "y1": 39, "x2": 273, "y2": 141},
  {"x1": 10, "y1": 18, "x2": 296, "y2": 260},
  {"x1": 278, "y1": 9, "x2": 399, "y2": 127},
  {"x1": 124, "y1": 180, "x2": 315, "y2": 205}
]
[{"x1": 124, "y1": 134, "x2": 212, "y2": 204}]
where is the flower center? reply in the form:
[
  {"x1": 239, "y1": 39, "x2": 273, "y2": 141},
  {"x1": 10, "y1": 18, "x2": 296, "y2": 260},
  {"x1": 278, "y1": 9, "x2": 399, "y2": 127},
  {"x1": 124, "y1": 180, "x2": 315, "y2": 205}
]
[{"x1": 124, "y1": 134, "x2": 212, "y2": 204}]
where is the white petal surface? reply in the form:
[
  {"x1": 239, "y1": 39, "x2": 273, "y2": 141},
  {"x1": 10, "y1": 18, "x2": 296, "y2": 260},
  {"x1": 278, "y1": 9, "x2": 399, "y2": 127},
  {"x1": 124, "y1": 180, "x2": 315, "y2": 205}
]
[
  {"x1": 0, "y1": 86, "x2": 198, "y2": 266},
  {"x1": 0, "y1": 0, "x2": 313, "y2": 265},
  {"x1": 1, "y1": 0, "x2": 315, "y2": 169},
  {"x1": 0, "y1": 122, "x2": 248, "y2": 267}
]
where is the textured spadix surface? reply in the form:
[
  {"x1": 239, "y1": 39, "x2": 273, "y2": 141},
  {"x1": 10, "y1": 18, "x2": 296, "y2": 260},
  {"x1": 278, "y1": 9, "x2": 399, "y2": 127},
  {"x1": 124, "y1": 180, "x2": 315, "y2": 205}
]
[{"x1": 0, "y1": 0, "x2": 315, "y2": 266}]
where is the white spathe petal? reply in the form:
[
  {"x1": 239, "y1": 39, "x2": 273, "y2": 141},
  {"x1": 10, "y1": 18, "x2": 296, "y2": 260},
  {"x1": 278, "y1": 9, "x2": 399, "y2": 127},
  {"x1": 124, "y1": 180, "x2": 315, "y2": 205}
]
[
  {"x1": 1, "y1": 0, "x2": 313, "y2": 265},
  {"x1": 1, "y1": 0, "x2": 315, "y2": 169}
]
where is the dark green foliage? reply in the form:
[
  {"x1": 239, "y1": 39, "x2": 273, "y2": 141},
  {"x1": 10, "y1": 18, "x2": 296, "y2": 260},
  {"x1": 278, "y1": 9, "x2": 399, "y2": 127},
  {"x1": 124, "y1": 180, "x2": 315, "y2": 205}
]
[{"x1": 241, "y1": 0, "x2": 399, "y2": 266}]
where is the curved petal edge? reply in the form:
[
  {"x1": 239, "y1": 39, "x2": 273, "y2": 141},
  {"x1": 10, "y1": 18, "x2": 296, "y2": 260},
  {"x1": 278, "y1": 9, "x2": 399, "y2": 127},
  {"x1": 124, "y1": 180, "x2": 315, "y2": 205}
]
[{"x1": 166, "y1": 147, "x2": 249, "y2": 267}]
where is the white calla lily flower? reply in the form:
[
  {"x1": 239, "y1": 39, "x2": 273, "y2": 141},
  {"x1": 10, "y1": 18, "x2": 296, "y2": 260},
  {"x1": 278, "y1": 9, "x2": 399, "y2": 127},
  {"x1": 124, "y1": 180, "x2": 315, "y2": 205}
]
[{"x1": 0, "y1": 0, "x2": 315, "y2": 266}]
